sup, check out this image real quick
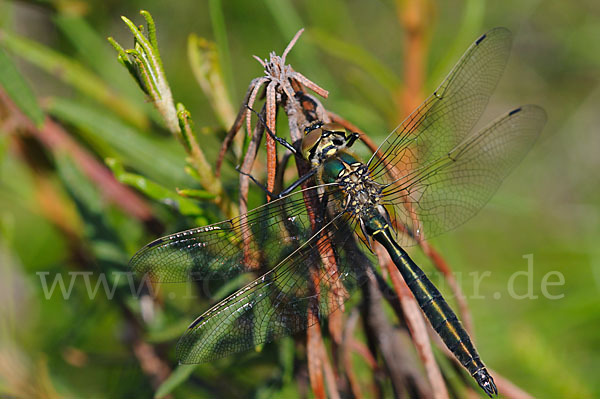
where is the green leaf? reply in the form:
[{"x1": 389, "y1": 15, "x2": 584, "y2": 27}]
[
  {"x1": 279, "y1": 336, "x2": 295, "y2": 383},
  {"x1": 176, "y1": 103, "x2": 221, "y2": 195},
  {"x1": 113, "y1": 13, "x2": 179, "y2": 135},
  {"x1": 0, "y1": 46, "x2": 45, "y2": 127},
  {"x1": 54, "y1": 15, "x2": 116, "y2": 78},
  {"x1": 188, "y1": 35, "x2": 236, "y2": 130},
  {"x1": 55, "y1": 153, "x2": 103, "y2": 213},
  {"x1": 47, "y1": 97, "x2": 189, "y2": 186},
  {"x1": 262, "y1": 0, "x2": 304, "y2": 40},
  {"x1": 154, "y1": 364, "x2": 198, "y2": 398},
  {"x1": 0, "y1": 29, "x2": 148, "y2": 129},
  {"x1": 140, "y1": 11, "x2": 161, "y2": 63},
  {"x1": 106, "y1": 158, "x2": 207, "y2": 217},
  {"x1": 120, "y1": 15, "x2": 165, "y2": 78},
  {"x1": 176, "y1": 188, "x2": 217, "y2": 200},
  {"x1": 208, "y1": 0, "x2": 235, "y2": 101},
  {"x1": 146, "y1": 318, "x2": 191, "y2": 343}
]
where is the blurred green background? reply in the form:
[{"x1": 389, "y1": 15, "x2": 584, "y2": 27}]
[{"x1": 0, "y1": 0, "x2": 598, "y2": 398}]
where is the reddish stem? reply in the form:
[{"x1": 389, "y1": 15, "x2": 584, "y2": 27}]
[{"x1": 265, "y1": 82, "x2": 277, "y2": 199}]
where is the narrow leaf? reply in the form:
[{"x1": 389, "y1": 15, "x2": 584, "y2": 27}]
[
  {"x1": 47, "y1": 97, "x2": 189, "y2": 186},
  {"x1": 0, "y1": 46, "x2": 45, "y2": 126},
  {"x1": 0, "y1": 29, "x2": 148, "y2": 129},
  {"x1": 188, "y1": 35, "x2": 236, "y2": 129},
  {"x1": 208, "y1": 0, "x2": 235, "y2": 100},
  {"x1": 154, "y1": 364, "x2": 198, "y2": 399},
  {"x1": 106, "y1": 158, "x2": 206, "y2": 217},
  {"x1": 176, "y1": 188, "x2": 216, "y2": 200}
]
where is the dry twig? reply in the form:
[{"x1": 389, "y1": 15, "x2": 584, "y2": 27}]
[{"x1": 217, "y1": 29, "x2": 328, "y2": 202}]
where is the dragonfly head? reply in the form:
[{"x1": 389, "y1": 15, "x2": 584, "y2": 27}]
[{"x1": 302, "y1": 122, "x2": 359, "y2": 166}]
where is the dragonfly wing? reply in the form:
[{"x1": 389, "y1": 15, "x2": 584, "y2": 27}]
[
  {"x1": 130, "y1": 188, "x2": 326, "y2": 282},
  {"x1": 368, "y1": 27, "x2": 512, "y2": 185},
  {"x1": 381, "y1": 105, "x2": 547, "y2": 245},
  {"x1": 175, "y1": 213, "x2": 369, "y2": 363}
]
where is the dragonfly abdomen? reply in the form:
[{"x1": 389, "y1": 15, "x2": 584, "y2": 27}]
[
  {"x1": 414, "y1": 275, "x2": 482, "y2": 369},
  {"x1": 370, "y1": 225, "x2": 497, "y2": 396}
]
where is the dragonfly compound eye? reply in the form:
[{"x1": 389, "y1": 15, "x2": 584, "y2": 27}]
[
  {"x1": 321, "y1": 122, "x2": 346, "y2": 134},
  {"x1": 301, "y1": 127, "x2": 323, "y2": 158}
]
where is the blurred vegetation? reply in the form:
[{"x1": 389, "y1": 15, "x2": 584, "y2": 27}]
[{"x1": 0, "y1": 0, "x2": 598, "y2": 398}]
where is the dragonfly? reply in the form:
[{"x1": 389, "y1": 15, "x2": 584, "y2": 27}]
[{"x1": 130, "y1": 27, "x2": 546, "y2": 397}]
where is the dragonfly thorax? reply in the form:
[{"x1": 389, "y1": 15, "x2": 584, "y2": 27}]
[{"x1": 333, "y1": 158, "x2": 382, "y2": 218}]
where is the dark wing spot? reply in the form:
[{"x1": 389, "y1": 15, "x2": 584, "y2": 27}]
[
  {"x1": 508, "y1": 107, "x2": 522, "y2": 116},
  {"x1": 475, "y1": 33, "x2": 487, "y2": 45},
  {"x1": 188, "y1": 316, "x2": 204, "y2": 329},
  {"x1": 147, "y1": 238, "x2": 164, "y2": 248}
]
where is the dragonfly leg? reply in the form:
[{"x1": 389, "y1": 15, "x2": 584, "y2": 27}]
[
  {"x1": 345, "y1": 132, "x2": 360, "y2": 148},
  {"x1": 235, "y1": 165, "x2": 278, "y2": 198},
  {"x1": 245, "y1": 104, "x2": 298, "y2": 154},
  {"x1": 236, "y1": 164, "x2": 317, "y2": 200},
  {"x1": 276, "y1": 168, "x2": 317, "y2": 198}
]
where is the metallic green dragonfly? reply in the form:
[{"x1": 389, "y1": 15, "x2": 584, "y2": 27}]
[{"x1": 131, "y1": 27, "x2": 546, "y2": 397}]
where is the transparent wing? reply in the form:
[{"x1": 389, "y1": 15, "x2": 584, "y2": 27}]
[
  {"x1": 380, "y1": 105, "x2": 547, "y2": 245},
  {"x1": 130, "y1": 187, "x2": 332, "y2": 282},
  {"x1": 176, "y1": 213, "x2": 371, "y2": 363},
  {"x1": 368, "y1": 27, "x2": 512, "y2": 185}
]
